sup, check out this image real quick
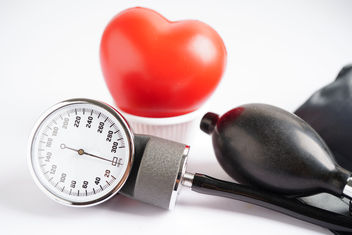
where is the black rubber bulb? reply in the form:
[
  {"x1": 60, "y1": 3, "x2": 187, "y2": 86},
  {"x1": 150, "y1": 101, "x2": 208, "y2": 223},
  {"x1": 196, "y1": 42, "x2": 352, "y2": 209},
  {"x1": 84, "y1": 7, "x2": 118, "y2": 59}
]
[{"x1": 200, "y1": 104, "x2": 352, "y2": 198}]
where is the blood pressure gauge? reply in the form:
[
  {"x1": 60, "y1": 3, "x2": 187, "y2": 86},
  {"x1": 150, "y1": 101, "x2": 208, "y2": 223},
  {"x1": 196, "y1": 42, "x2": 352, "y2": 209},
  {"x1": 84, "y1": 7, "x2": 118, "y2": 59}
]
[{"x1": 29, "y1": 99, "x2": 134, "y2": 206}]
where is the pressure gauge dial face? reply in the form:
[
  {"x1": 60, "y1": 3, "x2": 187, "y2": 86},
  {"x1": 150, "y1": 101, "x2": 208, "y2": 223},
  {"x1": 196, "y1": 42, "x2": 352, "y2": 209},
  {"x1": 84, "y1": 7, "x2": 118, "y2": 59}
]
[{"x1": 29, "y1": 99, "x2": 134, "y2": 206}]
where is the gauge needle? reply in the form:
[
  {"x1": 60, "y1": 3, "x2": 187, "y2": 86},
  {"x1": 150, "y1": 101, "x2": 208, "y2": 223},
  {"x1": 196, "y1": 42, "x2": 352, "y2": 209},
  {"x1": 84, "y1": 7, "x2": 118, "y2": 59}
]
[{"x1": 60, "y1": 143, "x2": 113, "y2": 163}]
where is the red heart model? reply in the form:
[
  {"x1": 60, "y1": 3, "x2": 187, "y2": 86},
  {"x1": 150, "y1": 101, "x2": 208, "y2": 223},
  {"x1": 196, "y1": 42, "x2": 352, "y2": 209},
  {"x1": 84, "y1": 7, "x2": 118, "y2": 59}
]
[{"x1": 100, "y1": 7, "x2": 227, "y2": 117}]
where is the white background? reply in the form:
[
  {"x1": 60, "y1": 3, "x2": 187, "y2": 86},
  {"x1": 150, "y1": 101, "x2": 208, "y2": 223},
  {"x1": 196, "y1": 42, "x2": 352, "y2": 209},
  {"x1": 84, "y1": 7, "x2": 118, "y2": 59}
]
[{"x1": 1, "y1": 0, "x2": 352, "y2": 234}]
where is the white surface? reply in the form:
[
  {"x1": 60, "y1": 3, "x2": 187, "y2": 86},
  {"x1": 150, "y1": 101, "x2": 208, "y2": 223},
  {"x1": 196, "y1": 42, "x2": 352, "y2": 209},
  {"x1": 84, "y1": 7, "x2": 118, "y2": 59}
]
[{"x1": 1, "y1": 0, "x2": 352, "y2": 234}]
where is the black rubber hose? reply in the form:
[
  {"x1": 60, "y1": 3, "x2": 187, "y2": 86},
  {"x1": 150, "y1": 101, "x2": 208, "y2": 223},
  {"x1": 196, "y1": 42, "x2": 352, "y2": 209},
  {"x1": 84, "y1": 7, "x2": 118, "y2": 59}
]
[{"x1": 191, "y1": 173, "x2": 352, "y2": 233}]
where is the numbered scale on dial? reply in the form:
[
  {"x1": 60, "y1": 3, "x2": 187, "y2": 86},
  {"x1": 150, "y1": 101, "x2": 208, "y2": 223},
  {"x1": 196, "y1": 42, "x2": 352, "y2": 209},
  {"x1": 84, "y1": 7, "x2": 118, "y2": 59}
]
[{"x1": 29, "y1": 99, "x2": 134, "y2": 206}]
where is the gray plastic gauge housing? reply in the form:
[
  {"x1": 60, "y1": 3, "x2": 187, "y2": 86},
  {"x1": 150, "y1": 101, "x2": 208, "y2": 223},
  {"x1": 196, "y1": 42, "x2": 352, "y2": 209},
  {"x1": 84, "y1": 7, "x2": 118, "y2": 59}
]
[{"x1": 120, "y1": 134, "x2": 189, "y2": 210}]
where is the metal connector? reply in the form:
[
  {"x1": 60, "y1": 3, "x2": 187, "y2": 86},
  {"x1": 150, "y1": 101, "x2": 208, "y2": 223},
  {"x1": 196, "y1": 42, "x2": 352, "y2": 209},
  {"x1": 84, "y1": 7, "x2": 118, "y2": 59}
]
[
  {"x1": 181, "y1": 172, "x2": 194, "y2": 188},
  {"x1": 343, "y1": 177, "x2": 352, "y2": 200}
]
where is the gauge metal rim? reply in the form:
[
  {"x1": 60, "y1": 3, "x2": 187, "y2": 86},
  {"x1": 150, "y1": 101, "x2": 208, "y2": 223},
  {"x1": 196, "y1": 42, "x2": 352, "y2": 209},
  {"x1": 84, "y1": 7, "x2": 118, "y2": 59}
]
[{"x1": 27, "y1": 98, "x2": 135, "y2": 207}]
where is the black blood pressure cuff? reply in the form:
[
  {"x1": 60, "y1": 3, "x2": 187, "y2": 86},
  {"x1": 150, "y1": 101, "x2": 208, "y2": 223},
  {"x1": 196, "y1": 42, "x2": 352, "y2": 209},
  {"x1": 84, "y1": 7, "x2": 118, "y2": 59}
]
[
  {"x1": 295, "y1": 65, "x2": 352, "y2": 172},
  {"x1": 295, "y1": 65, "x2": 352, "y2": 234}
]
